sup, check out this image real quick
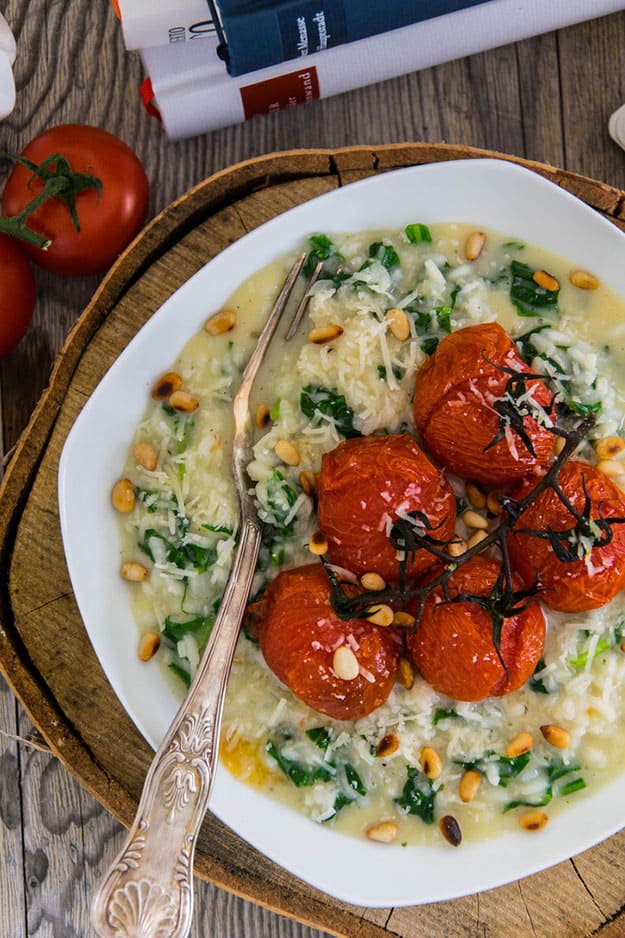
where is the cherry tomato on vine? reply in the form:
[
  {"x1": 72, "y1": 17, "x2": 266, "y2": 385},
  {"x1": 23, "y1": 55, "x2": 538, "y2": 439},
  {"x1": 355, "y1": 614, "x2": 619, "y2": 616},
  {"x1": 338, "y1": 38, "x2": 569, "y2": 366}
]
[
  {"x1": 413, "y1": 322, "x2": 555, "y2": 486},
  {"x1": 316, "y1": 433, "x2": 456, "y2": 583},
  {"x1": 0, "y1": 233, "x2": 36, "y2": 356},
  {"x1": 406, "y1": 555, "x2": 546, "y2": 702},
  {"x1": 507, "y1": 460, "x2": 625, "y2": 612},
  {"x1": 254, "y1": 563, "x2": 400, "y2": 720},
  {"x1": 1, "y1": 124, "x2": 149, "y2": 275}
]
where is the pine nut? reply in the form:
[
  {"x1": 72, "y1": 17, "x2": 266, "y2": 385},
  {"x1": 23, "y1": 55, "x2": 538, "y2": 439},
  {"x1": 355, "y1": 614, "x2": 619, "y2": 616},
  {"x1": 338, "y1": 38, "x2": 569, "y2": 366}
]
[
  {"x1": 361, "y1": 571, "x2": 386, "y2": 591},
  {"x1": 595, "y1": 436, "x2": 625, "y2": 460},
  {"x1": 540, "y1": 724, "x2": 571, "y2": 749},
  {"x1": 447, "y1": 539, "x2": 467, "y2": 557},
  {"x1": 376, "y1": 733, "x2": 400, "y2": 758},
  {"x1": 333, "y1": 645, "x2": 360, "y2": 681},
  {"x1": 133, "y1": 441, "x2": 157, "y2": 471},
  {"x1": 366, "y1": 821, "x2": 398, "y2": 843},
  {"x1": 486, "y1": 492, "x2": 502, "y2": 515},
  {"x1": 465, "y1": 230, "x2": 486, "y2": 261},
  {"x1": 392, "y1": 611, "x2": 415, "y2": 628},
  {"x1": 139, "y1": 631, "x2": 160, "y2": 661},
  {"x1": 169, "y1": 390, "x2": 199, "y2": 413},
  {"x1": 111, "y1": 479, "x2": 136, "y2": 513},
  {"x1": 308, "y1": 324, "x2": 344, "y2": 343},
  {"x1": 597, "y1": 459, "x2": 625, "y2": 478},
  {"x1": 274, "y1": 439, "x2": 300, "y2": 466},
  {"x1": 519, "y1": 810, "x2": 548, "y2": 832},
  {"x1": 385, "y1": 307, "x2": 411, "y2": 341},
  {"x1": 308, "y1": 531, "x2": 328, "y2": 556},
  {"x1": 570, "y1": 269, "x2": 599, "y2": 290},
  {"x1": 299, "y1": 470, "x2": 316, "y2": 495},
  {"x1": 367, "y1": 604, "x2": 394, "y2": 627},
  {"x1": 421, "y1": 746, "x2": 442, "y2": 779},
  {"x1": 459, "y1": 770, "x2": 482, "y2": 803},
  {"x1": 466, "y1": 482, "x2": 487, "y2": 509},
  {"x1": 533, "y1": 269, "x2": 559, "y2": 292},
  {"x1": 506, "y1": 732, "x2": 533, "y2": 758},
  {"x1": 151, "y1": 371, "x2": 182, "y2": 400},
  {"x1": 463, "y1": 509, "x2": 489, "y2": 530},
  {"x1": 398, "y1": 656, "x2": 415, "y2": 689},
  {"x1": 121, "y1": 561, "x2": 149, "y2": 582},
  {"x1": 255, "y1": 403, "x2": 270, "y2": 429},
  {"x1": 466, "y1": 529, "x2": 488, "y2": 550},
  {"x1": 553, "y1": 435, "x2": 566, "y2": 457},
  {"x1": 439, "y1": 815, "x2": 462, "y2": 847},
  {"x1": 205, "y1": 308, "x2": 236, "y2": 335}
]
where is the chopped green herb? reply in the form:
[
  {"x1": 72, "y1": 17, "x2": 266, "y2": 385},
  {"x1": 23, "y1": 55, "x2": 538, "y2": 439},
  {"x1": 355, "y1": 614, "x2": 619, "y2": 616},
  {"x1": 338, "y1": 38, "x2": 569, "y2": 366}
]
[
  {"x1": 344, "y1": 764, "x2": 367, "y2": 796},
  {"x1": 138, "y1": 529, "x2": 216, "y2": 573},
  {"x1": 303, "y1": 234, "x2": 343, "y2": 278},
  {"x1": 163, "y1": 614, "x2": 213, "y2": 646},
  {"x1": 565, "y1": 400, "x2": 602, "y2": 418},
  {"x1": 162, "y1": 402, "x2": 176, "y2": 417},
  {"x1": 496, "y1": 752, "x2": 531, "y2": 787},
  {"x1": 405, "y1": 223, "x2": 432, "y2": 244},
  {"x1": 269, "y1": 399, "x2": 281, "y2": 421},
  {"x1": 169, "y1": 661, "x2": 191, "y2": 686},
  {"x1": 202, "y1": 523, "x2": 234, "y2": 536},
  {"x1": 435, "y1": 306, "x2": 452, "y2": 334},
  {"x1": 266, "y1": 740, "x2": 335, "y2": 787},
  {"x1": 264, "y1": 470, "x2": 298, "y2": 533},
  {"x1": 433, "y1": 708, "x2": 460, "y2": 725},
  {"x1": 369, "y1": 241, "x2": 400, "y2": 270},
  {"x1": 300, "y1": 384, "x2": 361, "y2": 438},
  {"x1": 394, "y1": 766, "x2": 436, "y2": 823},
  {"x1": 306, "y1": 726, "x2": 334, "y2": 751},
  {"x1": 504, "y1": 762, "x2": 585, "y2": 812},
  {"x1": 509, "y1": 260, "x2": 559, "y2": 317},
  {"x1": 421, "y1": 336, "x2": 439, "y2": 355}
]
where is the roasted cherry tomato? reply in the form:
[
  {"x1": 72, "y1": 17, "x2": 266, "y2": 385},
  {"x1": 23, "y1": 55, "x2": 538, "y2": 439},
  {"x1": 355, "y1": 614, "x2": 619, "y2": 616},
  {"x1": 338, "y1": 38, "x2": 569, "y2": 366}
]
[
  {"x1": 406, "y1": 555, "x2": 545, "y2": 702},
  {"x1": 254, "y1": 563, "x2": 400, "y2": 720},
  {"x1": 2, "y1": 124, "x2": 149, "y2": 275},
  {"x1": 413, "y1": 322, "x2": 555, "y2": 486},
  {"x1": 0, "y1": 232, "x2": 36, "y2": 356},
  {"x1": 316, "y1": 433, "x2": 456, "y2": 583},
  {"x1": 507, "y1": 460, "x2": 625, "y2": 612}
]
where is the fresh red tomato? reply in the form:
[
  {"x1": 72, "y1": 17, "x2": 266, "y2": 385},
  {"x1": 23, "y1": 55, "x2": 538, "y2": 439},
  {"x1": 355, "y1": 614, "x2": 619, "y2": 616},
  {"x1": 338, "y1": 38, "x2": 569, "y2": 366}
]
[
  {"x1": 0, "y1": 233, "x2": 36, "y2": 356},
  {"x1": 254, "y1": 563, "x2": 400, "y2": 720},
  {"x1": 507, "y1": 460, "x2": 625, "y2": 612},
  {"x1": 413, "y1": 322, "x2": 555, "y2": 486},
  {"x1": 2, "y1": 124, "x2": 149, "y2": 275},
  {"x1": 316, "y1": 433, "x2": 456, "y2": 583},
  {"x1": 406, "y1": 555, "x2": 546, "y2": 702}
]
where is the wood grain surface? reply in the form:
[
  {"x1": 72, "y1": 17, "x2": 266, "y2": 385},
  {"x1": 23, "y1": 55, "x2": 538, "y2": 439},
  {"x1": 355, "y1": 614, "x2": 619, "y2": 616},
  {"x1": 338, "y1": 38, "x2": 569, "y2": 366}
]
[{"x1": 1, "y1": 2, "x2": 625, "y2": 937}]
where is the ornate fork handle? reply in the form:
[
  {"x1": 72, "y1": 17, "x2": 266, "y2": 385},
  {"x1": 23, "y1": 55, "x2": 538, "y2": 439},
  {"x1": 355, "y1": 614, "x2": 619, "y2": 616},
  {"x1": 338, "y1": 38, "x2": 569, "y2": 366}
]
[{"x1": 92, "y1": 254, "x2": 306, "y2": 938}]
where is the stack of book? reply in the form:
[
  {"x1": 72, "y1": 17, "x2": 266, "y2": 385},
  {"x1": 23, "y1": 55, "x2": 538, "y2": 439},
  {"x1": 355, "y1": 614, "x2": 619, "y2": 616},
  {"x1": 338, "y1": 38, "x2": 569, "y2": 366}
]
[{"x1": 115, "y1": 0, "x2": 625, "y2": 140}]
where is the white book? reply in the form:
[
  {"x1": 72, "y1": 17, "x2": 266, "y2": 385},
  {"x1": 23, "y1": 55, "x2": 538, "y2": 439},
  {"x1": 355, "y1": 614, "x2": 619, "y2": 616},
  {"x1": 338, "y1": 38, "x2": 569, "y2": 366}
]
[{"x1": 140, "y1": 0, "x2": 625, "y2": 140}]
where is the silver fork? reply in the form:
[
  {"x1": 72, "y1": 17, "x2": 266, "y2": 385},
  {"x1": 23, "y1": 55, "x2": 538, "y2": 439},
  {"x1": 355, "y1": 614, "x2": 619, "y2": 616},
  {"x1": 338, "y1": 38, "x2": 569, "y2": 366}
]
[{"x1": 91, "y1": 252, "x2": 310, "y2": 938}]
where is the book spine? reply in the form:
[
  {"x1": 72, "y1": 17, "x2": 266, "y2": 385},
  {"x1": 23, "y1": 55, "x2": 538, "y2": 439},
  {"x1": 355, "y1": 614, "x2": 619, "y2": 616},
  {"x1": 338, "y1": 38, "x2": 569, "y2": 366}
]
[{"x1": 117, "y1": 0, "x2": 217, "y2": 51}]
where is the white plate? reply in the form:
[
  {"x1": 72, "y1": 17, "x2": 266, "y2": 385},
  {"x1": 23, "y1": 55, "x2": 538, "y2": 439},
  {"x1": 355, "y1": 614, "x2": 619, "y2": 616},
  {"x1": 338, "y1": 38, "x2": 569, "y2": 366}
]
[{"x1": 58, "y1": 159, "x2": 625, "y2": 907}]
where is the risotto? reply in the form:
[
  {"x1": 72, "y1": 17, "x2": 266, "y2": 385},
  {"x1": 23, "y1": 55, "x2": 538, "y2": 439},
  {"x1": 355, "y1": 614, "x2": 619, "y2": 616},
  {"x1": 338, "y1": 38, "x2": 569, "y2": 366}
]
[{"x1": 113, "y1": 221, "x2": 625, "y2": 847}]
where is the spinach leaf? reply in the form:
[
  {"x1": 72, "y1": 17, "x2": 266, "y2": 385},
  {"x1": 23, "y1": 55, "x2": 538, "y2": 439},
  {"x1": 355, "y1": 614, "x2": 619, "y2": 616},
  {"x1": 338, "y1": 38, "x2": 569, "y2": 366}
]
[
  {"x1": 345, "y1": 763, "x2": 367, "y2": 796},
  {"x1": 300, "y1": 384, "x2": 361, "y2": 438},
  {"x1": 306, "y1": 727, "x2": 334, "y2": 751},
  {"x1": 433, "y1": 707, "x2": 460, "y2": 725},
  {"x1": 394, "y1": 766, "x2": 436, "y2": 823},
  {"x1": 529, "y1": 658, "x2": 550, "y2": 694},
  {"x1": 303, "y1": 234, "x2": 343, "y2": 278},
  {"x1": 369, "y1": 241, "x2": 400, "y2": 270},
  {"x1": 504, "y1": 762, "x2": 585, "y2": 812},
  {"x1": 169, "y1": 661, "x2": 191, "y2": 686},
  {"x1": 405, "y1": 223, "x2": 432, "y2": 244},
  {"x1": 162, "y1": 614, "x2": 214, "y2": 646},
  {"x1": 266, "y1": 740, "x2": 335, "y2": 787},
  {"x1": 509, "y1": 260, "x2": 559, "y2": 317}
]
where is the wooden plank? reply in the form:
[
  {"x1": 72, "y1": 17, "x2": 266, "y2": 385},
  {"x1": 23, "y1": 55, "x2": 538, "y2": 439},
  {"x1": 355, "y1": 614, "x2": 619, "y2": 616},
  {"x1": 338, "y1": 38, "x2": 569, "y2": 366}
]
[{"x1": 0, "y1": 678, "x2": 26, "y2": 938}]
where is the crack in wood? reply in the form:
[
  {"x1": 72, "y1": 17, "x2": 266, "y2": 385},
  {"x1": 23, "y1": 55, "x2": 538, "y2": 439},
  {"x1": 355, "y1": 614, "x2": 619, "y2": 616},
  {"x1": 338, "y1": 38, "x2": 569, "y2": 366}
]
[{"x1": 570, "y1": 857, "x2": 607, "y2": 920}]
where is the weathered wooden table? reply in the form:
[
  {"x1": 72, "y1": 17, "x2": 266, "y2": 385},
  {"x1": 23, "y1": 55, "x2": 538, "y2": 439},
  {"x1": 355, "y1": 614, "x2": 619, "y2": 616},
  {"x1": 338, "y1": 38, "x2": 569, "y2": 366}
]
[{"x1": 2, "y1": 3, "x2": 625, "y2": 936}]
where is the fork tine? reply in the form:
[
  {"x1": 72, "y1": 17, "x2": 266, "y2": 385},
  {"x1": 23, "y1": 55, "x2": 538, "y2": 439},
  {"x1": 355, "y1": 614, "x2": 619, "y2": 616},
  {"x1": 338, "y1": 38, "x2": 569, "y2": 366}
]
[{"x1": 284, "y1": 257, "x2": 323, "y2": 341}]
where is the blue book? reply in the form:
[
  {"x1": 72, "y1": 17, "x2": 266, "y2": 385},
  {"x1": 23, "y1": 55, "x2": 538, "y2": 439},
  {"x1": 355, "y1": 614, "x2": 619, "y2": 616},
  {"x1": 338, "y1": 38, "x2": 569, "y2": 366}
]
[{"x1": 208, "y1": 0, "x2": 493, "y2": 76}]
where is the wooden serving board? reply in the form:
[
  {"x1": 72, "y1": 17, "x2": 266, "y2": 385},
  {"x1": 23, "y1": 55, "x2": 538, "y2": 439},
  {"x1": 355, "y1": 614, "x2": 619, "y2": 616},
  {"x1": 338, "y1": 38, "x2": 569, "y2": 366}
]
[{"x1": 2, "y1": 143, "x2": 625, "y2": 938}]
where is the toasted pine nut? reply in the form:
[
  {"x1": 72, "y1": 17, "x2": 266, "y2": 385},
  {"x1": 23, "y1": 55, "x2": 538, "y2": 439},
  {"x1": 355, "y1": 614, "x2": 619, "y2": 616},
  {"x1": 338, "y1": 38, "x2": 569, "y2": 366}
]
[
  {"x1": 540, "y1": 724, "x2": 571, "y2": 749},
  {"x1": 466, "y1": 482, "x2": 487, "y2": 509},
  {"x1": 421, "y1": 746, "x2": 442, "y2": 780},
  {"x1": 459, "y1": 770, "x2": 482, "y2": 803},
  {"x1": 439, "y1": 815, "x2": 462, "y2": 847},
  {"x1": 486, "y1": 492, "x2": 502, "y2": 515},
  {"x1": 121, "y1": 561, "x2": 149, "y2": 582},
  {"x1": 205, "y1": 308, "x2": 236, "y2": 335},
  {"x1": 376, "y1": 733, "x2": 400, "y2": 758},
  {"x1": 506, "y1": 732, "x2": 533, "y2": 758},
  {"x1": 333, "y1": 645, "x2": 359, "y2": 681},
  {"x1": 367, "y1": 604, "x2": 394, "y2": 627},
  {"x1": 111, "y1": 479, "x2": 136, "y2": 513},
  {"x1": 139, "y1": 631, "x2": 160, "y2": 661},
  {"x1": 519, "y1": 810, "x2": 548, "y2": 832},
  {"x1": 392, "y1": 611, "x2": 415, "y2": 628},
  {"x1": 169, "y1": 390, "x2": 199, "y2": 413},
  {"x1": 595, "y1": 436, "x2": 625, "y2": 460},
  {"x1": 151, "y1": 371, "x2": 182, "y2": 400},
  {"x1": 597, "y1": 459, "x2": 625, "y2": 478},
  {"x1": 308, "y1": 324, "x2": 344, "y2": 344},
  {"x1": 570, "y1": 269, "x2": 599, "y2": 290},
  {"x1": 463, "y1": 509, "x2": 489, "y2": 530},
  {"x1": 308, "y1": 530, "x2": 328, "y2": 556},
  {"x1": 466, "y1": 529, "x2": 488, "y2": 550},
  {"x1": 398, "y1": 656, "x2": 415, "y2": 690},
  {"x1": 366, "y1": 821, "x2": 398, "y2": 843},
  {"x1": 255, "y1": 403, "x2": 270, "y2": 429},
  {"x1": 465, "y1": 230, "x2": 486, "y2": 261},
  {"x1": 274, "y1": 439, "x2": 300, "y2": 466},
  {"x1": 553, "y1": 436, "x2": 566, "y2": 457},
  {"x1": 533, "y1": 269, "x2": 559, "y2": 292},
  {"x1": 447, "y1": 539, "x2": 467, "y2": 557},
  {"x1": 133, "y1": 441, "x2": 158, "y2": 472},
  {"x1": 299, "y1": 470, "x2": 316, "y2": 495},
  {"x1": 361, "y1": 571, "x2": 386, "y2": 592},
  {"x1": 385, "y1": 307, "x2": 411, "y2": 341}
]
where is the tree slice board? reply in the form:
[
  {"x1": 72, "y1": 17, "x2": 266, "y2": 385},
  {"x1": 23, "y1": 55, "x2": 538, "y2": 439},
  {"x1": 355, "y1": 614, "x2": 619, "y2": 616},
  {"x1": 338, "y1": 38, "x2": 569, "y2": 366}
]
[{"x1": 1, "y1": 143, "x2": 625, "y2": 938}]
